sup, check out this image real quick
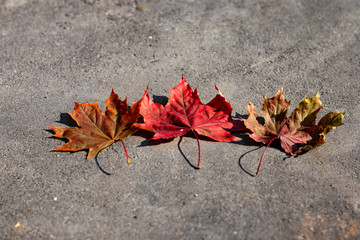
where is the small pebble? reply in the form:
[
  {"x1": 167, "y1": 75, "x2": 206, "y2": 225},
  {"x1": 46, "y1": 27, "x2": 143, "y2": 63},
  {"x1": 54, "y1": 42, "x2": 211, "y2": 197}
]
[{"x1": 136, "y1": 6, "x2": 147, "y2": 11}]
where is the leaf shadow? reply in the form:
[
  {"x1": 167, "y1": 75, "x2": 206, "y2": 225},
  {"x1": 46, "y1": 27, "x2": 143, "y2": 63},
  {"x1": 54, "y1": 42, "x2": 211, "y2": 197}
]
[
  {"x1": 95, "y1": 154, "x2": 111, "y2": 176},
  {"x1": 234, "y1": 112, "x2": 265, "y2": 125},
  {"x1": 232, "y1": 133, "x2": 284, "y2": 152},
  {"x1": 136, "y1": 132, "x2": 174, "y2": 147},
  {"x1": 152, "y1": 95, "x2": 169, "y2": 106},
  {"x1": 45, "y1": 128, "x2": 56, "y2": 135},
  {"x1": 282, "y1": 155, "x2": 292, "y2": 161},
  {"x1": 136, "y1": 129, "x2": 217, "y2": 147},
  {"x1": 48, "y1": 112, "x2": 114, "y2": 175},
  {"x1": 184, "y1": 131, "x2": 219, "y2": 142},
  {"x1": 177, "y1": 136, "x2": 198, "y2": 170},
  {"x1": 283, "y1": 150, "x2": 305, "y2": 161},
  {"x1": 234, "y1": 113, "x2": 248, "y2": 120},
  {"x1": 136, "y1": 130, "x2": 212, "y2": 169},
  {"x1": 47, "y1": 112, "x2": 74, "y2": 145},
  {"x1": 229, "y1": 134, "x2": 259, "y2": 146},
  {"x1": 46, "y1": 113, "x2": 77, "y2": 137},
  {"x1": 237, "y1": 146, "x2": 262, "y2": 177},
  {"x1": 56, "y1": 112, "x2": 78, "y2": 126},
  {"x1": 235, "y1": 137, "x2": 289, "y2": 175}
]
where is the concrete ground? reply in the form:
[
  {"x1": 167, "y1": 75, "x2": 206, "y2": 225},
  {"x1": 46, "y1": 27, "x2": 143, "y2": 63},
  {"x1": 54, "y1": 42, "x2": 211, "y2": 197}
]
[{"x1": 1, "y1": 0, "x2": 359, "y2": 239}]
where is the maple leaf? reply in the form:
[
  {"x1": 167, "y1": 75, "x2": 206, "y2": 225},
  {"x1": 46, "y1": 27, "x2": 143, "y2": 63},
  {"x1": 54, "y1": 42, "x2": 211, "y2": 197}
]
[
  {"x1": 243, "y1": 88, "x2": 345, "y2": 175},
  {"x1": 49, "y1": 90, "x2": 142, "y2": 164},
  {"x1": 136, "y1": 75, "x2": 243, "y2": 168}
]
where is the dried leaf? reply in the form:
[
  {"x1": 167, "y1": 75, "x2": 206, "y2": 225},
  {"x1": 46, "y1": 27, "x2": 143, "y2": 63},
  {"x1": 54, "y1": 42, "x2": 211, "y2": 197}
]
[
  {"x1": 49, "y1": 90, "x2": 142, "y2": 163},
  {"x1": 244, "y1": 88, "x2": 345, "y2": 174}
]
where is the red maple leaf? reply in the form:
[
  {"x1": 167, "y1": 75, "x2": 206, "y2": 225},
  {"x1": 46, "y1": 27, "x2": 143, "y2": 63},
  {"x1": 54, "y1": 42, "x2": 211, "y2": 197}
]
[
  {"x1": 244, "y1": 88, "x2": 345, "y2": 175},
  {"x1": 136, "y1": 75, "x2": 244, "y2": 168},
  {"x1": 49, "y1": 90, "x2": 142, "y2": 164}
]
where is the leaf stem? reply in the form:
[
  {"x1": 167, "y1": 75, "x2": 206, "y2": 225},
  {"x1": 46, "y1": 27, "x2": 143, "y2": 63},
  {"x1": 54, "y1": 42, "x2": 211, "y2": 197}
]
[
  {"x1": 256, "y1": 136, "x2": 279, "y2": 175},
  {"x1": 192, "y1": 130, "x2": 201, "y2": 169},
  {"x1": 120, "y1": 139, "x2": 130, "y2": 164}
]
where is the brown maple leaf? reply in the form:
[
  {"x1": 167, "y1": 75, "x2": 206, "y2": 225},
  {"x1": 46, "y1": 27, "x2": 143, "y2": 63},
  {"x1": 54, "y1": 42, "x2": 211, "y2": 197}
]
[
  {"x1": 244, "y1": 88, "x2": 345, "y2": 175},
  {"x1": 136, "y1": 75, "x2": 244, "y2": 168},
  {"x1": 49, "y1": 90, "x2": 142, "y2": 163}
]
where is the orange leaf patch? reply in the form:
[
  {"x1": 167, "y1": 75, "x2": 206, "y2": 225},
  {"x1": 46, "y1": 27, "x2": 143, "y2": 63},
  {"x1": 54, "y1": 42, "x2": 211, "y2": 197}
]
[{"x1": 49, "y1": 90, "x2": 142, "y2": 163}]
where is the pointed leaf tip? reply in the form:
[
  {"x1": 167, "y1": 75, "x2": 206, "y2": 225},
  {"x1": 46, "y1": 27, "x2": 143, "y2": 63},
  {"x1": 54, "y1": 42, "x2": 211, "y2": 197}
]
[
  {"x1": 138, "y1": 75, "x2": 239, "y2": 168},
  {"x1": 181, "y1": 74, "x2": 186, "y2": 83},
  {"x1": 244, "y1": 88, "x2": 344, "y2": 174},
  {"x1": 49, "y1": 90, "x2": 142, "y2": 163}
]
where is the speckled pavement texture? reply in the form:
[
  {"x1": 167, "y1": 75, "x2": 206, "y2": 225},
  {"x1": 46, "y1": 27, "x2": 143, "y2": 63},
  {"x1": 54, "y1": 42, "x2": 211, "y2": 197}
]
[{"x1": 1, "y1": 0, "x2": 359, "y2": 239}]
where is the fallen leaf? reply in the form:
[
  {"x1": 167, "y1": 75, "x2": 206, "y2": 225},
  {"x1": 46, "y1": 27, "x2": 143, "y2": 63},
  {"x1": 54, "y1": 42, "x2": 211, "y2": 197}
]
[
  {"x1": 49, "y1": 90, "x2": 142, "y2": 163},
  {"x1": 136, "y1": 75, "x2": 243, "y2": 168},
  {"x1": 244, "y1": 88, "x2": 345, "y2": 175}
]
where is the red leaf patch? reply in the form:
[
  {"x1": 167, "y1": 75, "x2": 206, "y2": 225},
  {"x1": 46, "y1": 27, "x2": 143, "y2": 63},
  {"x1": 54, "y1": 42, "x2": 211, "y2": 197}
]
[
  {"x1": 136, "y1": 75, "x2": 243, "y2": 168},
  {"x1": 244, "y1": 88, "x2": 345, "y2": 175}
]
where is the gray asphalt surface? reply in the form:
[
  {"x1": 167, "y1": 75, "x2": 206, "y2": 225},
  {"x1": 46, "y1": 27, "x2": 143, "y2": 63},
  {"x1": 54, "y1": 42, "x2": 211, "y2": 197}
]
[{"x1": 1, "y1": 0, "x2": 359, "y2": 239}]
